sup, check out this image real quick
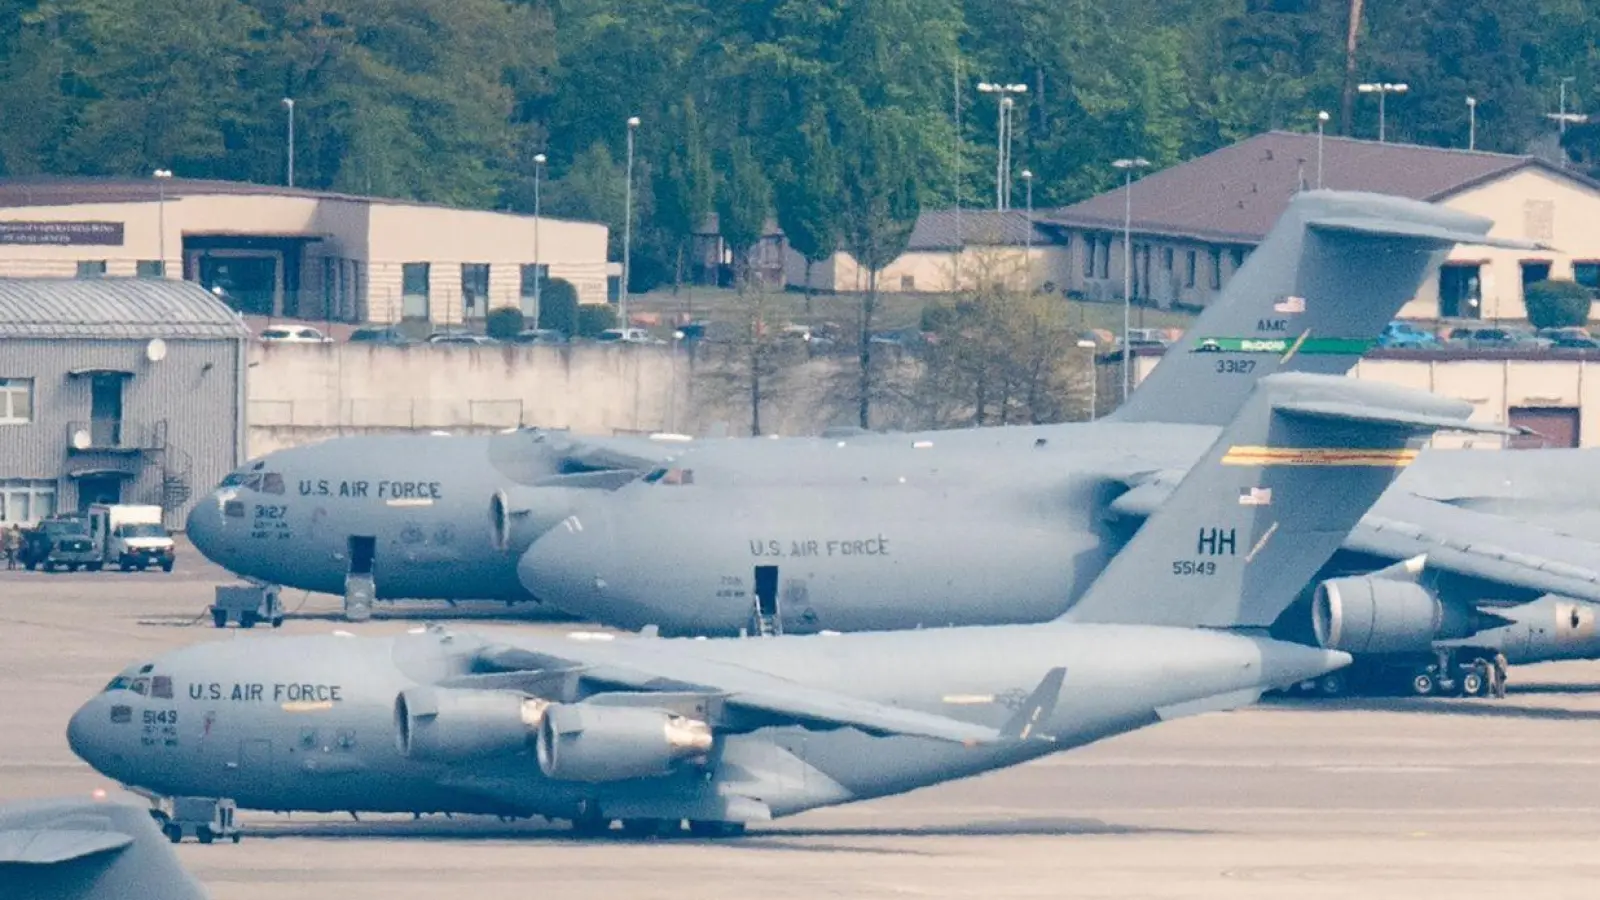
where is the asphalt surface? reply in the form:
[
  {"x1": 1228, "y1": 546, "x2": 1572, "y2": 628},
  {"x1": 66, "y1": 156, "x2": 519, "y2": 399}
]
[{"x1": 5, "y1": 549, "x2": 1600, "y2": 899}]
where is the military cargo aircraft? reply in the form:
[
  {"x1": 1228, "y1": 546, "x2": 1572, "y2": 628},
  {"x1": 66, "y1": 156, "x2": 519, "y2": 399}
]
[
  {"x1": 72, "y1": 372, "x2": 1483, "y2": 836},
  {"x1": 0, "y1": 794, "x2": 207, "y2": 899},
  {"x1": 184, "y1": 190, "x2": 1600, "y2": 695}
]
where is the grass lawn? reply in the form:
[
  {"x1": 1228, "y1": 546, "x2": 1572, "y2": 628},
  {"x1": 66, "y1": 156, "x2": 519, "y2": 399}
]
[{"x1": 625, "y1": 285, "x2": 1197, "y2": 337}]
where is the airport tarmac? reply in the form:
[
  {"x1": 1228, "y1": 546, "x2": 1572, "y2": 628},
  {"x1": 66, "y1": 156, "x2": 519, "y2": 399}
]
[{"x1": 5, "y1": 556, "x2": 1600, "y2": 899}]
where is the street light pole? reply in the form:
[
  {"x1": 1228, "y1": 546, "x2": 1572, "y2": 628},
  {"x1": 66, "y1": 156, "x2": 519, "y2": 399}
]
[
  {"x1": 1112, "y1": 157, "x2": 1149, "y2": 405},
  {"x1": 1466, "y1": 96, "x2": 1477, "y2": 150},
  {"x1": 1020, "y1": 168, "x2": 1033, "y2": 290},
  {"x1": 622, "y1": 115, "x2": 640, "y2": 328},
  {"x1": 1077, "y1": 339, "x2": 1098, "y2": 420},
  {"x1": 976, "y1": 82, "x2": 1026, "y2": 210},
  {"x1": 153, "y1": 169, "x2": 172, "y2": 276},
  {"x1": 281, "y1": 97, "x2": 295, "y2": 187},
  {"x1": 533, "y1": 153, "x2": 546, "y2": 320},
  {"x1": 1316, "y1": 111, "x2": 1329, "y2": 188},
  {"x1": 1357, "y1": 82, "x2": 1408, "y2": 142}
]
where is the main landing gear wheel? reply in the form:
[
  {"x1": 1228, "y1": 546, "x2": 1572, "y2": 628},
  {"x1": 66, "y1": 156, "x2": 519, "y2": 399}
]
[
  {"x1": 163, "y1": 823, "x2": 182, "y2": 844},
  {"x1": 569, "y1": 808, "x2": 611, "y2": 837},
  {"x1": 1315, "y1": 672, "x2": 1348, "y2": 698},
  {"x1": 1462, "y1": 665, "x2": 1489, "y2": 698},
  {"x1": 1409, "y1": 672, "x2": 1437, "y2": 697}
]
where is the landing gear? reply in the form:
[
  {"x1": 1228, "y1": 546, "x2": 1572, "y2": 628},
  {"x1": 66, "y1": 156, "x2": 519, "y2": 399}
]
[
  {"x1": 1313, "y1": 672, "x2": 1348, "y2": 698},
  {"x1": 1408, "y1": 671, "x2": 1437, "y2": 697},
  {"x1": 688, "y1": 820, "x2": 746, "y2": 838}
]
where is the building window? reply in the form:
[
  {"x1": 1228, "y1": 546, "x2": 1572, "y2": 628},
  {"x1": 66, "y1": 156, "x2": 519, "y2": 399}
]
[
  {"x1": 1573, "y1": 261, "x2": 1599, "y2": 295},
  {"x1": 136, "y1": 260, "x2": 164, "y2": 278},
  {"x1": 1097, "y1": 237, "x2": 1110, "y2": 280},
  {"x1": 520, "y1": 264, "x2": 548, "y2": 299},
  {"x1": 1083, "y1": 236, "x2": 1096, "y2": 278},
  {"x1": 1439, "y1": 264, "x2": 1483, "y2": 319},
  {"x1": 1162, "y1": 247, "x2": 1174, "y2": 272},
  {"x1": 900, "y1": 275, "x2": 915, "y2": 291},
  {"x1": 0, "y1": 479, "x2": 56, "y2": 525},
  {"x1": 401, "y1": 262, "x2": 430, "y2": 320},
  {"x1": 1230, "y1": 247, "x2": 1245, "y2": 270},
  {"x1": 321, "y1": 257, "x2": 337, "y2": 319},
  {"x1": 1521, "y1": 260, "x2": 1552, "y2": 293},
  {"x1": 461, "y1": 263, "x2": 490, "y2": 319},
  {"x1": 1209, "y1": 248, "x2": 1223, "y2": 290},
  {"x1": 0, "y1": 378, "x2": 32, "y2": 424},
  {"x1": 1185, "y1": 250, "x2": 1197, "y2": 288},
  {"x1": 76, "y1": 260, "x2": 106, "y2": 278}
]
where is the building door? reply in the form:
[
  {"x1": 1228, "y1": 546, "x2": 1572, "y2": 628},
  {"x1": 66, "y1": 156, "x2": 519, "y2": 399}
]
[
  {"x1": 1508, "y1": 407, "x2": 1579, "y2": 448},
  {"x1": 1439, "y1": 264, "x2": 1482, "y2": 319},
  {"x1": 76, "y1": 475, "x2": 122, "y2": 511},
  {"x1": 90, "y1": 374, "x2": 124, "y2": 447}
]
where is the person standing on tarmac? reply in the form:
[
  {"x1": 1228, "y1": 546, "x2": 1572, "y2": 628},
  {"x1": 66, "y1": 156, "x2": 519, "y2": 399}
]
[
  {"x1": 2, "y1": 524, "x2": 19, "y2": 570},
  {"x1": 1492, "y1": 652, "x2": 1509, "y2": 699}
]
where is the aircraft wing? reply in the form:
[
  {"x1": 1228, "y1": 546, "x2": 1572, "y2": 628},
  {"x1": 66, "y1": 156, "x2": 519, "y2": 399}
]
[
  {"x1": 1106, "y1": 473, "x2": 1600, "y2": 603},
  {"x1": 460, "y1": 642, "x2": 1057, "y2": 745}
]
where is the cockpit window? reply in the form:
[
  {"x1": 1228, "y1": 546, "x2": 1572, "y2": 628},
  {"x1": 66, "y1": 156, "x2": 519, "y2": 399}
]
[
  {"x1": 151, "y1": 675, "x2": 173, "y2": 699},
  {"x1": 103, "y1": 676, "x2": 131, "y2": 692},
  {"x1": 644, "y1": 467, "x2": 695, "y2": 486},
  {"x1": 128, "y1": 677, "x2": 149, "y2": 696},
  {"x1": 220, "y1": 470, "x2": 285, "y2": 494},
  {"x1": 220, "y1": 472, "x2": 248, "y2": 487},
  {"x1": 260, "y1": 472, "x2": 285, "y2": 494}
]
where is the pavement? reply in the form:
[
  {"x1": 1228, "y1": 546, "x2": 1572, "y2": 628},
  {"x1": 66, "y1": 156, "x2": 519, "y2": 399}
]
[{"x1": 5, "y1": 555, "x2": 1600, "y2": 898}]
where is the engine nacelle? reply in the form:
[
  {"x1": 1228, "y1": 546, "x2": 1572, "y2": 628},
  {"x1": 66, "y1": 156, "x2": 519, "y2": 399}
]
[
  {"x1": 1313, "y1": 574, "x2": 1450, "y2": 655},
  {"x1": 490, "y1": 488, "x2": 569, "y2": 554},
  {"x1": 394, "y1": 687, "x2": 551, "y2": 763},
  {"x1": 535, "y1": 704, "x2": 714, "y2": 783}
]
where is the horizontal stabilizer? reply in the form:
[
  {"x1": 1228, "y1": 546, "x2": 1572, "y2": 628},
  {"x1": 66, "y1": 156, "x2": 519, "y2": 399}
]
[
  {"x1": 1154, "y1": 688, "x2": 1264, "y2": 721},
  {"x1": 0, "y1": 827, "x2": 132, "y2": 864},
  {"x1": 1308, "y1": 215, "x2": 1553, "y2": 252},
  {"x1": 1275, "y1": 400, "x2": 1520, "y2": 436}
]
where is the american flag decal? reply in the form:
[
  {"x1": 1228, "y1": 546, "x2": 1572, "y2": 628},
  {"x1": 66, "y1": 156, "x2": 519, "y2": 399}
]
[
  {"x1": 1238, "y1": 486, "x2": 1273, "y2": 506},
  {"x1": 1273, "y1": 295, "x2": 1306, "y2": 313}
]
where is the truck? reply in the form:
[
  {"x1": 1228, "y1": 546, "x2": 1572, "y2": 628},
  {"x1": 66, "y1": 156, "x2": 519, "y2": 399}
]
[
  {"x1": 18, "y1": 515, "x2": 99, "y2": 571},
  {"x1": 87, "y1": 504, "x2": 176, "y2": 572}
]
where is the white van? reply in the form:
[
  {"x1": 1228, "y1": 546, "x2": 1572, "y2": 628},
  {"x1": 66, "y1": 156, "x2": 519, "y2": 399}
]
[{"x1": 88, "y1": 504, "x2": 177, "y2": 572}]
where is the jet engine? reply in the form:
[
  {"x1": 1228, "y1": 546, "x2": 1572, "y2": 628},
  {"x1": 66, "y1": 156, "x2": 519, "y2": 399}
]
[
  {"x1": 535, "y1": 703, "x2": 714, "y2": 783},
  {"x1": 489, "y1": 487, "x2": 575, "y2": 554},
  {"x1": 1311, "y1": 573, "x2": 1474, "y2": 655},
  {"x1": 394, "y1": 687, "x2": 551, "y2": 763}
]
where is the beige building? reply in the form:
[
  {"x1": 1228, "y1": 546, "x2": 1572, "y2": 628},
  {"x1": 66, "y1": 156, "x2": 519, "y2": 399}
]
[
  {"x1": 1048, "y1": 132, "x2": 1600, "y2": 321},
  {"x1": 0, "y1": 177, "x2": 614, "y2": 325},
  {"x1": 786, "y1": 209, "x2": 1071, "y2": 294},
  {"x1": 1120, "y1": 346, "x2": 1597, "y2": 447}
]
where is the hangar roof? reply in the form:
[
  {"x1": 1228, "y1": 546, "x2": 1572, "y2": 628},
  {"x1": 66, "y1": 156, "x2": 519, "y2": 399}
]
[
  {"x1": 0, "y1": 277, "x2": 251, "y2": 340},
  {"x1": 1045, "y1": 131, "x2": 1600, "y2": 244}
]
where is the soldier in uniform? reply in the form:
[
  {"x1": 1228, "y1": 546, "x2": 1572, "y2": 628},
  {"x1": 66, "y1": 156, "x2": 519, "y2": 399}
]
[{"x1": 2, "y1": 524, "x2": 20, "y2": 570}]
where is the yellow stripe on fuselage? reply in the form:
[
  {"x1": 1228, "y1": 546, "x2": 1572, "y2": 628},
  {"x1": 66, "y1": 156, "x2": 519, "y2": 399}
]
[{"x1": 1220, "y1": 446, "x2": 1418, "y2": 467}]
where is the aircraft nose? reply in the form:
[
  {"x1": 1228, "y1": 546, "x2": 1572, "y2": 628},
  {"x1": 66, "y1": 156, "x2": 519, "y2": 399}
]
[
  {"x1": 517, "y1": 510, "x2": 611, "y2": 614},
  {"x1": 66, "y1": 699, "x2": 108, "y2": 769},
  {"x1": 186, "y1": 491, "x2": 227, "y2": 559}
]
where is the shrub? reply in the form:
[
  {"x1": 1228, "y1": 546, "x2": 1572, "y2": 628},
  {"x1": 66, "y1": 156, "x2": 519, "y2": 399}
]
[
  {"x1": 575, "y1": 303, "x2": 619, "y2": 338},
  {"x1": 1524, "y1": 279, "x2": 1593, "y2": 330},
  {"x1": 485, "y1": 306, "x2": 525, "y2": 340},
  {"x1": 537, "y1": 278, "x2": 580, "y2": 335}
]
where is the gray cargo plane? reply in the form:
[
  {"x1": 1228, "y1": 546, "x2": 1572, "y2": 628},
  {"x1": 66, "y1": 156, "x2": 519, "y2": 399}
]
[
  {"x1": 184, "y1": 190, "x2": 1598, "y2": 694},
  {"x1": 0, "y1": 794, "x2": 207, "y2": 899},
  {"x1": 71, "y1": 372, "x2": 1476, "y2": 836}
]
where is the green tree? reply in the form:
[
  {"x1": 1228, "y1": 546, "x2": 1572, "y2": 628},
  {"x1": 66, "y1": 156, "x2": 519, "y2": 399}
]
[
  {"x1": 575, "y1": 302, "x2": 619, "y2": 338},
  {"x1": 838, "y1": 108, "x2": 923, "y2": 429},
  {"x1": 717, "y1": 137, "x2": 777, "y2": 434},
  {"x1": 537, "y1": 278, "x2": 580, "y2": 337},
  {"x1": 654, "y1": 96, "x2": 717, "y2": 292},
  {"x1": 775, "y1": 106, "x2": 842, "y2": 312},
  {"x1": 1525, "y1": 280, "x2": 1594, "y2": 329}
]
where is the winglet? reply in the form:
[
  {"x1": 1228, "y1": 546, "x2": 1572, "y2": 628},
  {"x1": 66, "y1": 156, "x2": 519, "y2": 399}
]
[{"x1": 998, "y1": 667, "x2": 1067, "y2": 743}]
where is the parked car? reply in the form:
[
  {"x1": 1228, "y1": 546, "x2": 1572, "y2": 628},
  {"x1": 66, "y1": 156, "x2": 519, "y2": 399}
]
[
  {"x1": 18, "y1": 514, "x2": 98, "y2": 572},
  {"x1": 595, "y1": 327, "x2": 662, "y2": 344},
  {"x1": 510, "y1": 328, "x2": 569, "y2": 345},
  {"x1": 1446, "y1": 327, "x2": 1552, "y2": 351},
  {"x1": 426, "y1": 332, "x2": 498, "y2": 345},
  {"x1": 259, "y1": 325, "x2": 333, "y2": 343},
  {"x1": 1537, "y1": 326, "x2": 1600, "y2": 349},
  {"x1": 1377, "y1": 320, "x2": 1440, "y2": 349},
  {"x1": 348, "y1": 326, "x2": 412, "y2": 345}
]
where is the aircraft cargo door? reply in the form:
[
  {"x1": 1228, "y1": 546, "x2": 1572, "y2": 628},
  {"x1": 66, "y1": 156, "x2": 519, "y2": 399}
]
[
  {"x1": 752, "y1": 565, "x2": 779, "y2": 636},
  {"x1": 344, "y1": 536, "x2": 375, "y2": 622}
]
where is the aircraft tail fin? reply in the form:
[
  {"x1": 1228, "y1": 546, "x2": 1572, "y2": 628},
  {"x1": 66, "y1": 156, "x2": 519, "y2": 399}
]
[
  {"x1": 1062, "y1": 372, "x2": 1515, "y2": 629},
  {"x1": 0, "y1": 796, "x2": 208, "y2": 899},
  {"x1": 1109, "y1": 189, "x2": 1548, "y2": 426}
]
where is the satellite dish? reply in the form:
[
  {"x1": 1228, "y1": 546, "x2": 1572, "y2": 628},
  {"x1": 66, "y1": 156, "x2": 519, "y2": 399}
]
[
  {"x1": 72, "y1": 429, "x2": 92, "y2": 450},
  {"x1": 145, "y1": 338, "x2": 167, "y2": 362}
]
